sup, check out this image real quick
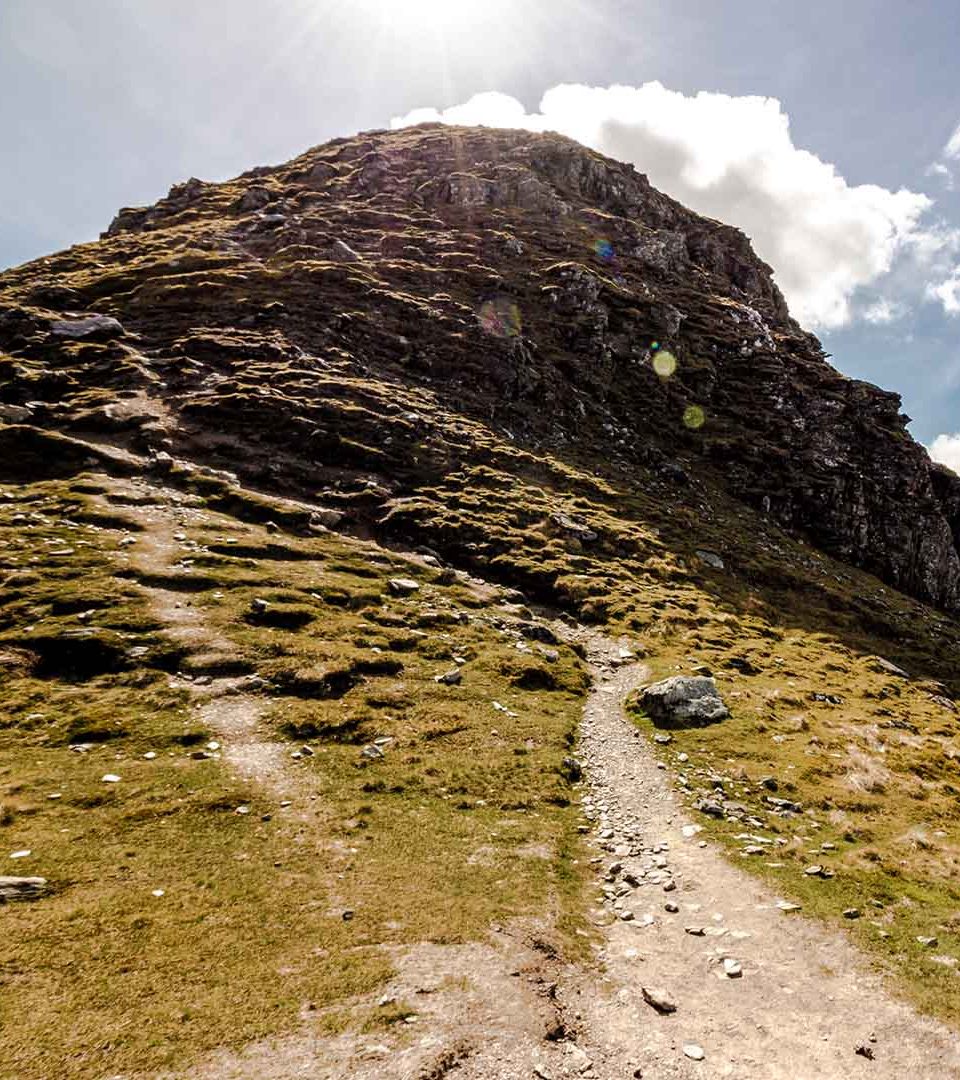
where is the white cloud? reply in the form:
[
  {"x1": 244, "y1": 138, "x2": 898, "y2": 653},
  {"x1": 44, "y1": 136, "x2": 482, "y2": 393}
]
[
  {"x1": 930, "y1": 432, "x2": 960, "y2": 474},
  {"x1": 944, "y1": 122, "x2": 960, "y2": 161},
  {"x1": 393, "y1": 83, "x2": 932, "y2": 329},
  {"x1": 926, "y1": 161, "x2": 955, "y2": 191},
  {"x1": 927, "y1": 268, "x2": 960, "y2": 315},
  {"x1": 862, "y1": 298, "x2": 905, "y2": 324}
]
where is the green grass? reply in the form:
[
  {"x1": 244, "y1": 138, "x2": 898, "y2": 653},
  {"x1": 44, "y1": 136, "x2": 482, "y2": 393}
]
[
  {"x1": 3, "y1": 415, "x2": 960, "y2": 1072},
  {"x1": 373, "y1": 439, "x2": 960, "y2": 1026}
]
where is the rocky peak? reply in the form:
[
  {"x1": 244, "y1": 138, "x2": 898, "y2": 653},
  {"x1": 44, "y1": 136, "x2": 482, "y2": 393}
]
[{"x1": 1, "y1": 123, "x2": 958, "y2": 610}]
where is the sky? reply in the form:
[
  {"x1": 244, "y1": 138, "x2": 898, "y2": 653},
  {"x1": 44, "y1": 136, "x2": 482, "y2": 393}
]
[{"x1": 1, "y1": 0, "x2": 959, "y2": 465}]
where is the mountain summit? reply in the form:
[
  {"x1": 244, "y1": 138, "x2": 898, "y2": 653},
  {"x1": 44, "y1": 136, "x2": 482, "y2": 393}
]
[{"x1": 2, "y1": 123, "x2": 957, "y2": 612}]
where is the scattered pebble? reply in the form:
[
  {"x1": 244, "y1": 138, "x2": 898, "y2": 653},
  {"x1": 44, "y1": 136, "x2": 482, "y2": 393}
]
[
  {"x1": 101, "y1": 774, "x2": 121, "y2": 783},
  {"x1": 10, "y1": 850, "x2": 31, "y2": 859},
  {"x1": 641, "y1": 986, "x2": 677, "y2": 1014},
  {"x1": 683, "y1": 1044, "x2": 705, "y2": 1061}
]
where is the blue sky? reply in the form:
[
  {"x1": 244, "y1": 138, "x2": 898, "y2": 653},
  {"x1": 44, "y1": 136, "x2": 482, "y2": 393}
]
[{"x1": 2, "y1": 0, "x2": 958, "y2": 460}]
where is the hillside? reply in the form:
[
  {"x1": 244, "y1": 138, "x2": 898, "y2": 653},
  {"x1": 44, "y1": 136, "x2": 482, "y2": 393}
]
[{"x1": 1, "y1": 124, "x2": 959, "y2": 1079}]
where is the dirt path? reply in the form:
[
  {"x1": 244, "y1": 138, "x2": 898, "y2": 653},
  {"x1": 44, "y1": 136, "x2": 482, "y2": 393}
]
[
  {"x1": 157, "y1": 622, "x2": 960, "y2": 1080},
  {"x1": 96, "y1": 477, "x2": 958, "y2": 1079},
  {"x1": 99, "y1": 479, "x2": 304, "y2": 798},
  {"x1": 555, "y1": 629, "x2": 960, "y2": 1080}
]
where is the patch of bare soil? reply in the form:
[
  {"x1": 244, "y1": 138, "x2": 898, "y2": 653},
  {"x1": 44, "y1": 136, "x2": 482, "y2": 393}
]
[{"x1": 153, "y1": 936, "x2": 587, "y2": 1080}]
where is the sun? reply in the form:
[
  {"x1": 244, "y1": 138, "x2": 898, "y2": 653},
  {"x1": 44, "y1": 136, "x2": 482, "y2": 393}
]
[
  {"x1": 364, "y1": 0, "x2": 507, "y2": 31},
  {"x1": 396, "y1": 0, "x2": 448, "y2": 10}
]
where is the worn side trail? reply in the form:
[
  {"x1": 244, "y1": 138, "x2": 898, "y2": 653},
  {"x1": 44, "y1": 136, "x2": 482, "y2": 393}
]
[
  {"x1": 97, "y1": 479, "x2": 304, "y2": 798},
  {"x1": 559, "y1": 630, "x2": 960, "y2": 1080}
]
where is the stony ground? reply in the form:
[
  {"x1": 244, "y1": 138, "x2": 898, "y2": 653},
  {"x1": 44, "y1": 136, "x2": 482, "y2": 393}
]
[{"x1": 562, "y1": 632, "x2": 960, "y2": 1080}]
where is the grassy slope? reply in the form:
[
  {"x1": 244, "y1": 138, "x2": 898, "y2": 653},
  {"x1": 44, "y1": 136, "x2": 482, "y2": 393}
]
[
  {"x1": 2, "y1": 416, "x2": 959, "y2": 1076},
  {"x1": 387, "y1": 446, "x2": 960, "y2": 1023},
  {"x1": 0, "y1": 475, "x2": 589, "y2": 1079}
]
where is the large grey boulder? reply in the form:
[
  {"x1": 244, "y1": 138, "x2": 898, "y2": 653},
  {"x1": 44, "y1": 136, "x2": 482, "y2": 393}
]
[
  {"x1": 50, "y1": 314, "x2": 125, "y2": 340},
  {"x1": 639, "y1": 676, "x2": 729, "y2": 729}
]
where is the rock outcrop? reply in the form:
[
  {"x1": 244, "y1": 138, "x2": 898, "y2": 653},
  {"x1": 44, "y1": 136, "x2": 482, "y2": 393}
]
[
  {"x1": 639, "y1": 676, "x2": 729, "y2": 728},
  {"x1": 1, "y1": 123, "x2": 958, "y2": 610}
]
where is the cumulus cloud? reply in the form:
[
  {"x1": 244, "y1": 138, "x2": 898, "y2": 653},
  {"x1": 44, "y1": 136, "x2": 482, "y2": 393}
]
[
  {"x1": 927, "y1": 268, "x2": 960, "y2": 315},
  {"x1": 930, "y1": 432, "x2": 960, "y2": 474},
  {"x1": 393, "y1": 83, "x2": 932, "y2": 329}
]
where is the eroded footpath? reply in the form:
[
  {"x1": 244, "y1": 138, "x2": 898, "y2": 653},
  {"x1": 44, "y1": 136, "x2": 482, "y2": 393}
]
[{"x1": 556, "y1": 630, "x2": 960, "y2": 1080}]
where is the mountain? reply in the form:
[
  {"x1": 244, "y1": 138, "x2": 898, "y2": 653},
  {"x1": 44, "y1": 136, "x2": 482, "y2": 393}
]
[
  {"x1": 2, "y1": 126, "x2": 959, "y2": 1079},
  {"x1": 4, "y1": 123, "x2": 958, "y2": 612}
]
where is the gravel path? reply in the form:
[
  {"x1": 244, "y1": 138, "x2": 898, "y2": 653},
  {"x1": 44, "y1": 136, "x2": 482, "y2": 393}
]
[{"x1": 562, "y1": 629, "x2": 960, "y2": 1079}]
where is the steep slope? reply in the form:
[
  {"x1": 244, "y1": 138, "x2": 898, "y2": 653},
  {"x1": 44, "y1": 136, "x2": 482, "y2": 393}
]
[
  {"x1": 2, "y1": 123, "x2": 958, "y2": 610},
  {"x1": 1, "y1": 126, "x2": 960, "y2": 1078}
]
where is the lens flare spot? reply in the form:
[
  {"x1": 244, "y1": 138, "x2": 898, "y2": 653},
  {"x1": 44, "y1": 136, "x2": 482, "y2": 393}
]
[
  {"x1": 683, "y1": 405, "x2": 706, "y2": 430},
  {"x1": 594, "y1": 238, "x2": 615, "y2": 263},
  {"x1": 652, "y1": 350, "x2": 677, "y2": 377},
  {"x1": 479, "y1": 297, "x2": 522, "y2": 338},
  {"x1": 651, "y1": 340, "x2": 660, "y2": 351}
]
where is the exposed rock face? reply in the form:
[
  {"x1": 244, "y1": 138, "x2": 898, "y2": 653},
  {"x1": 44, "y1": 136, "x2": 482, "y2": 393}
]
[
  {"x1": 1, "y1": 123, "x2": 958, "y2": 610},
  {"x1": 639, "y1": 676, "x2": 729, "y2": 728}
]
